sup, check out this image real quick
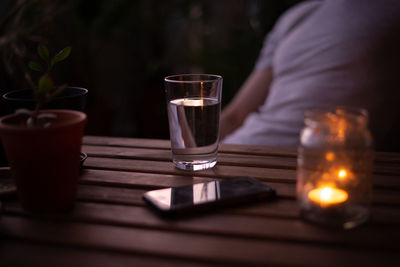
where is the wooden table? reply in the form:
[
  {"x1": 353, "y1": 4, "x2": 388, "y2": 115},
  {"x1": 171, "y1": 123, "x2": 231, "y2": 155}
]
[{"x1": 1, "y1": 136, "x2": 399, "y2": 266}]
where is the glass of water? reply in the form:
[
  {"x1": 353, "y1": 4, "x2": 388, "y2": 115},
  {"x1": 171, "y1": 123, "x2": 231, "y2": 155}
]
[{"x1": 164, "y1": 74, "x2": 223, "y2": 171}]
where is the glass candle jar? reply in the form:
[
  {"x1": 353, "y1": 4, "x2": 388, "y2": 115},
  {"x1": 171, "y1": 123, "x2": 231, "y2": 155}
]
[{"x1": 297, "y1": 107, "x2": 373, "y2": 229}]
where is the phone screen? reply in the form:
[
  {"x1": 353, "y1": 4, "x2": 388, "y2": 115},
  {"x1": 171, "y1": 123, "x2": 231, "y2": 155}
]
[{"x1": 143, "y1": 177, "x2": 275, "y2": 214}]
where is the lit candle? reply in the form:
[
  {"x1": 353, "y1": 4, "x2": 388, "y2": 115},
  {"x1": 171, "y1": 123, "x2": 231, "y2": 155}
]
[{"x1": 308, "y1": 186, "x2": 348, "y2": 207}]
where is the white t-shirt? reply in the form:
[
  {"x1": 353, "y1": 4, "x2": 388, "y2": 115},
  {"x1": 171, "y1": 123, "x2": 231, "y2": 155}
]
[{"x1": 223, "y1": 0, "x2": 400, "y2": 151}]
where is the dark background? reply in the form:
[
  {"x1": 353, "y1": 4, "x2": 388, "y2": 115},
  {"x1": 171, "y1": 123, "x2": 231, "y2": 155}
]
[{"x1": 0, "y1": 0, "x2": 298, "y2": 139}]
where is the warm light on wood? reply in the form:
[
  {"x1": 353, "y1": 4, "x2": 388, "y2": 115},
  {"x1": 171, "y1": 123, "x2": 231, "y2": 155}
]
[{"x1": 308, "y1": 186, "x2": 348, "y2": 206}]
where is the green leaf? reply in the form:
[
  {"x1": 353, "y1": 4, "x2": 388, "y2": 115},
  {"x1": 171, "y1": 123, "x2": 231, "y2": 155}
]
[
  {"x1": 38, "y1": 74, "x2": 54, "y2": 94},
  {"x1": 28, "y1": 61, "x2": 44, "y2": 72},
  {"x1": 37, "y1": 44, "x2": 49, "y2": 62},
  {"x1": 51, "y1": 46, "x2": 72, "y2": 66}
]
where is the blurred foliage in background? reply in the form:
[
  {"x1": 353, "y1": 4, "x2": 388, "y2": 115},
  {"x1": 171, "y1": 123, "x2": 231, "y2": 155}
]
[{"x1": 0, "y1": 0, "x2": 297, "y2": 139}]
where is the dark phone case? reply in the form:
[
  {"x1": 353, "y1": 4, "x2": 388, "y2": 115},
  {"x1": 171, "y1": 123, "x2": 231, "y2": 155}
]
[{"x1": 143, "y1": 177, "x2": 276, "y2": 216}]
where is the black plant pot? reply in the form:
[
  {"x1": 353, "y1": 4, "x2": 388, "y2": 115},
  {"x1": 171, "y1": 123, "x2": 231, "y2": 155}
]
[{"x1": 3, "y1": 87, "x2": 88, "y2": 114}]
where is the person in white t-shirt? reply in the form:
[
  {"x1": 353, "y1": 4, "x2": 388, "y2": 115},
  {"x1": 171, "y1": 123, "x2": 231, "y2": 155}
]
[{"x1": 221, "y1": 0, "x2": 400, "y2": 151}]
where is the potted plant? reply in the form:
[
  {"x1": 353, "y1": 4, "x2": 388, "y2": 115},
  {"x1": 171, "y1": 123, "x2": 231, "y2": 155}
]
[
  {"x1": 0, "y1": 45, "x2": 87, "y2": 212},
  {"x1": 3, "y1": 45, "x2": 88, "y2": 113}
]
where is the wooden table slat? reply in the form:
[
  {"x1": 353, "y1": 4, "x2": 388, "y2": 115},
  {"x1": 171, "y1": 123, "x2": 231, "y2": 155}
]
[
  {"x1": 83, "y1": 135, "x2": 400, "y2": 163},
  {"x1": 3, "y1": 200, "x2": 400, "y2": 246},
  {"x1": 83, "y1": 156, "x2": 400, "y2": 190},
  {"x1": 2, "y1": 241, "x2": 213, "y2": 267},
  {"x1": 1, "y1": 215, "x2": 398, "y2": 267},
  {"x1": 83, "y1": 156, "x2": 297, "y2": 183},
  {"x1": 83, "y1": 136, "x2": 299, "y2": 157},
  {"x1": 82, "y1": 145, "x2": 297, "y2": 170},
  {"x1": 83, "y1": 144, "x2": 400, "y2": 175}
]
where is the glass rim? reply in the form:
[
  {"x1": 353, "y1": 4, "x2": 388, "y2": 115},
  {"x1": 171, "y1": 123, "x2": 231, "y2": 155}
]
[{"x1": 164, "y1": 74, "x2": 222, "y2": 83}]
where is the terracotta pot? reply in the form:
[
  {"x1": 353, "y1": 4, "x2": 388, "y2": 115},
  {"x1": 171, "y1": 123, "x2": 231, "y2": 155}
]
[
  {"x1": 0, "y1": 87, "x2": 88, "y2": 167},
  {"x1": 0, "y1": 109, "x2": 87, "y2": 212}
]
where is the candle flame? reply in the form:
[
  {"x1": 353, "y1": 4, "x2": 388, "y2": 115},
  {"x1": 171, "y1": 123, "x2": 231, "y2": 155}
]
[
  {"x1": 308, "y1": 186, "x2": 348, "y2": 206},
  {"x1": 320, "y1": 187, "x2": 333, "y2": 201}
]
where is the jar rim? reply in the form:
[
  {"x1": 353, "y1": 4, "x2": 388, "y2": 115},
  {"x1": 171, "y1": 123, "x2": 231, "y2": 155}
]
[{"x1": 305, "y1": 106, "x2": 369, "y2": 127}]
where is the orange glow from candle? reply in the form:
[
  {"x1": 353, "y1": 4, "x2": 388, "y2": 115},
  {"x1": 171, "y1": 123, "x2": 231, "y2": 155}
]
[
  {"x1": 200, "y1": 81, "x2": 204, "y2": 111},
  {"x1": 325, "y1": 152, "x2": 335, "y2": 161},
  {"x1": 338, "y1": 169, "x2": 347, "y2": 178},
  {"x1": 308, "y1": 186, "x2": 348, "y2": 206}
]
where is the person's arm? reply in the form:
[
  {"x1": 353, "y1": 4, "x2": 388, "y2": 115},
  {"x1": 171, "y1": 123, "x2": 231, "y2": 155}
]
[{"x1": 219, "y1": 68, "x2": 273, "y2": 139}]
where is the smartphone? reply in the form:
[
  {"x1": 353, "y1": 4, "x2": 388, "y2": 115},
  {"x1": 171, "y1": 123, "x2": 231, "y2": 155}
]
[{"x1": 143, "y1": 177, "x2": 276, "y2": 216}]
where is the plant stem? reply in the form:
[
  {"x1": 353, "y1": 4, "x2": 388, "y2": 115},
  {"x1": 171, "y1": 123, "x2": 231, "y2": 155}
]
[
  {"x1": 24, "y1": 72, "x2": 36, "y2": 89},
  {"x1": 31, "y1": 101, "x2": 43, "y2": 125}
]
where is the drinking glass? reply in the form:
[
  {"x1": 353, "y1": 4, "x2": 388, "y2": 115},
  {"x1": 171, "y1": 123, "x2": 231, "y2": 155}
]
[{"x1": 164, "y1": 74, "x2": 223, "y2": 171}]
